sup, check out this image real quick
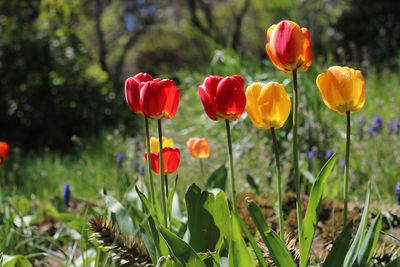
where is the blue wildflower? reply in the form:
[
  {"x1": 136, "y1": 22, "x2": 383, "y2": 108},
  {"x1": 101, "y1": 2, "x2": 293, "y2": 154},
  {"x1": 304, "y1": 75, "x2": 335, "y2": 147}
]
[
  {"x1": 341, "y1": 159, "x2": 346, "y2": 174},
  {"x1": 369, "y1": 114, "x2": 383, "y2": 136},
  {"x1": 387, "y1": 120, "x2": 393, "y2": 135},
  {"x1": 396, "y1": 182, "x2": 400, "y2": 205},
  {"x1": 326, "y1": 149, "x2": 334, "y2": 159},
  {"x1": 394, "y1": 120, "x2": 400, "y2": 136},
  {"x1": 140, "y1": 165, "x2": 145, "y2": 176},
  {"x1": 308, "y1": 150, "x2": 317, "y2": 170},
  {"x1": 63, "y1": 183, "x2": 71, "y2": 208},
  {"x1": 132, "y1": 159, "x2": 139, "y2": 172},
  {"x1": 116, "y1": 152, "x2": 124, "y2": 168}
]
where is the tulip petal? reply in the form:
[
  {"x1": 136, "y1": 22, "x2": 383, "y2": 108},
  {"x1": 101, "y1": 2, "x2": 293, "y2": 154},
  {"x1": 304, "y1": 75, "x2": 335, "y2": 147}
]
[
  {"x1": 215, "y1": 76, "x2": 246, "y2": 120},
  {"x1": 245, "y1": 82, "x2": 265, "y2": 128},
  {"x1": 198, "y1": 85, "x2": 218, "y2": 120}
]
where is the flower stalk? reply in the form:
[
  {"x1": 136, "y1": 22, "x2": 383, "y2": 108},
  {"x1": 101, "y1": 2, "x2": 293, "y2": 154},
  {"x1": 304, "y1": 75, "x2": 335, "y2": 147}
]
[
  {"x1": 270, "y1": 128, "x2": 285, "y2": 240},
  {"x1": 225, "y1": 120, "x2": 237, "y2": 212},
  {"x1": 144, "y1": 117, "x2": 156, "y2": 207},
  {"x1": 157, "y1": 119, "x2": 168, "y2": 226},
  {"x1": 344, "y1": 111, "x2": 351, "y2": 225}
]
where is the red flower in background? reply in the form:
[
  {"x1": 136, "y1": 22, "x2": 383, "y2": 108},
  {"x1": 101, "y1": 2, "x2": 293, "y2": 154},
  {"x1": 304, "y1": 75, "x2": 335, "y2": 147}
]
[
  {"x1": 140, "y1": 79, "x2": 180, "y2": 120},
  {"x1": 0, "y1": 142, "x2": 9, "y2": 167},
  {"x1": 144, "y1": 147, "x2": 180, "y2": 174},
  {"x1": 125, "y1": 72, "x2": 154, "y2": 114},
  {"x1": 198, "y1": 75, "x2": 246, "y2": 121}
]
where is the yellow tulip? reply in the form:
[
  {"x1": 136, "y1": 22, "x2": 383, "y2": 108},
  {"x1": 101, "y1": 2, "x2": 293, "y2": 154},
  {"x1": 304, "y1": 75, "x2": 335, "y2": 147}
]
[
  {"x1": 316, "y1": 66, "x2": 366, "y2": 114},
  {"x1": 245, "y1": 82, "x2": 291, "y2": 129},
  {"x1": 150, "y1": 136, "x2": 174, "y2": 153}
]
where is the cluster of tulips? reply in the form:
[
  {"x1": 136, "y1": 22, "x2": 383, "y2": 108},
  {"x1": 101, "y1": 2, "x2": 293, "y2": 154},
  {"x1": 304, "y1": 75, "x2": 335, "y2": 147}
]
[{"x1": 118, "y1": 19, "x2": 374, "y2": 266}]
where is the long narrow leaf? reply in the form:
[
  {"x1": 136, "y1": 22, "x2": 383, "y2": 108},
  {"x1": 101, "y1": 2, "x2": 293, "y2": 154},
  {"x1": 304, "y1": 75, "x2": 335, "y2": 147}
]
[
  {"x1": 355, "y1": 213, "x2": 382, "y2": 266},
  {"x1": 343, "y1": 185, "x2": 371, "y2": 266},
  {"x1": 247, "y1": 202, "x2": 296, "y2": 267},
  {"x1": 236, "y1": 214, "x2": 268, "y2": 267},
  {"x1": 322, "y1": 221, "x2": 353, "y2": 267},
  {"x1": 158, "y1": 225, "x2": 206, "y2": 267},
  {"x1": 300, "y1": 154, "x2": 336, "y2": 267}
]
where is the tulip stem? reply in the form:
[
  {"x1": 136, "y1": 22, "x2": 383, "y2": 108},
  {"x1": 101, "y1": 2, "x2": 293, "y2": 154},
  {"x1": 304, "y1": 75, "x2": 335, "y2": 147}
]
[
  {"x1": 344, "y1": 111, "x2": 351, "y2": 225},
  {"x1": 225, "y1": 120, "x2": 237, "y2": 212},
  {"x1": 271, "y1": 128, "x2": 285, "y2": 241},
  {"x1": 199, "y1": 159, "x2": 205, "y2": 180},
  {"x1": 292, "y1": 70, "x2": 303, "y2": 235},
  {"x1": 157, "y1": 119, "x2": 168, "y2": 226},
  {"x1": 164, "y1": 174, "x2": 169, "y2": 199},
  {"x1": 145, "y1": 117, "x2": 156, "y2": 208}
]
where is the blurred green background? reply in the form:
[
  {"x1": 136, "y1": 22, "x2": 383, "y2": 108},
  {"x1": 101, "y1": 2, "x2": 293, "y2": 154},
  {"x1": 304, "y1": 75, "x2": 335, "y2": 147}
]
[{"x1": 0, "y1": 0, "x2": 400, "y2": 202}]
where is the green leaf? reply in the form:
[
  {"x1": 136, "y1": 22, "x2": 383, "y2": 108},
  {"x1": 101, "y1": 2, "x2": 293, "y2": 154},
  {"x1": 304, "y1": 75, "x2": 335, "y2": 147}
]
[
  {"x1": 343, "y1": 185, "x2": 371, "y2": 267},
  {"x1": 237, "y1": 214, "x2": 268, "y2": 267},
  {"x1": 206, "y1": 165, "x2": 228, "y2": 190},
  {"x1": 158, "y1": 225, "x2": 207, "y2": 267},
  {"x1": 247, "y1": 202, "x2": 296, "y2": 267},
  {"x1": 322, "y1": 221, "x2": 353, "y2": 267},
  {"x1": 101, "y1": 191, "x2": 135, "y2": 235},
  {"x1": 355, "y1": 213, "x2": 382, "y2": 266},
  {"x1": 246, "y1": 173, "x2": 259, "y2": 194},
  {"x1": 228, "y1": 213, "x2": 256, "y2": 267},
  {"x1": 300, "y1": 153, "x2": 336, "y2": 267},
  {"x1": 185, "y1": 184, "x2": 227, "y2": 252},
  {"x1": 1, "y1": 255, "x2": 33, "y2": 267}
]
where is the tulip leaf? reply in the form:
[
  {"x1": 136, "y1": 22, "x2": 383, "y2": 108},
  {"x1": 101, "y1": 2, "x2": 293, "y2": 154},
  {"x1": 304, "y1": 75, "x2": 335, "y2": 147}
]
[
  {"x1": 101, "y1": 190, "x2": 135, "y2": 235},
  {"x1": 300, "y1": 153, "x2": 336, "y2": 267},
  {"x1": 1, "y1": 255, "x2": 33, "y2": 267},
  {"x1": 236, "y1": 213, "x2": 268, "y2": 267},
  {"x1": 343, "y1": 185, "x2": 371, "y2": 267},
  {"x1": 247, "y1": 201, "x2": 296, "y2": 267},
  {"x1": 158, "y1": 225, "x2": 206, "y2": 267},
  {"x1": 322, "y1": 221, "x2": 353, "y2": 267},
  {"x1": 185, "y1": 184, "x2": 230, "y2": 253},
  {"x1": 355, "y1": 213, "x2": 382, "y2": 266},
  {"x1": 206, "y1": 165, "x2": 227, "y2": 190},
  {"x1": 246, "y1": 173, "x2": 260, "y2": 194},
  {"x1": 228, "y1": 212, "x2": 256, "y2": 267}
]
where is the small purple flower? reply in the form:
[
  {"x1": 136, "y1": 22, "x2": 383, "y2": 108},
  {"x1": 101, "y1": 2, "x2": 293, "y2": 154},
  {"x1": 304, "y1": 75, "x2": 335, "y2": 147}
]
[
  {"x1": 341, "y1": 159, "x2": 346, "y2": 174},
  {"x1": 116, "y1": 152, "x2": 124, "y2": 168},
  {"x1": 396, "y1": 182, "x2": 400, "y2": 205},
  {"x1": 326, "y1": 149, "x2": 334, "y2": 159},
  {"x1": 387, "y1": 120, "x2": 393, "y2": 135},
  {"x1": 308, "y1": 150, "x2": 317, "y2": 170},
  {"x1": 369, "y1": 114, "x2": 383, "y2": 136},
  {"x1": 63, "y1": 183, "x2": 71, "y2": 208},
  {"x1": 132, "y1": 159, "x2": 139, "y2": 172},
  {"x1": 140, "y1": 165, "x2": 145, "y2": 176},
  {"x1": 358, "y1": 116, "x2": 365, "y2": 125},
  {"x1": 394, "y1": 120, "x2": 400, "y2": 136}
]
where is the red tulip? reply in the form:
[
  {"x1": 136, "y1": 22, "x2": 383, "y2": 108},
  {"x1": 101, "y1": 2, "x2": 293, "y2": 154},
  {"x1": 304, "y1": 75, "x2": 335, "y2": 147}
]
[
  {"x1": 198, "y1": 75, "x2": 246, "y2": 121},
  {"x1": 125, "y1": 72, "x2": 154, "y2": 114},
  {"x1": 0, "y1": 142, "x2": 9, "y2": 167},
  {"x1": 144, "y1": 147, "x2": 180, "y2": 174},
  {"x1": 140, "y1": 79, "x2": 180, "y2": 120}
]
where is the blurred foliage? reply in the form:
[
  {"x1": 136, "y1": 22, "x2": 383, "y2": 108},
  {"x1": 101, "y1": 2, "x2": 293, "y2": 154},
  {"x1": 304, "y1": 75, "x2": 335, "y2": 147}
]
[{"x1": 1, "y1": 0, "x2": 399, "y2": 150}]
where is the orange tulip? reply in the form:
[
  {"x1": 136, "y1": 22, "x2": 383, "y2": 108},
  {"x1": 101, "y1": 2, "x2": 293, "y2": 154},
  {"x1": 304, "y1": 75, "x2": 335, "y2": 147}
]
[
  {"x1": 266, "y1": 20, "x2": 312, "y2": 73},
  {"x1": 144, "y1": 147, "x2": 180, "y2": 174},
  {"x1": 186, "y1": 137, "x2": 210, "y2": 159},
  {"x1": 0, "y1": 142, "x2": 9, "y2": 167}
]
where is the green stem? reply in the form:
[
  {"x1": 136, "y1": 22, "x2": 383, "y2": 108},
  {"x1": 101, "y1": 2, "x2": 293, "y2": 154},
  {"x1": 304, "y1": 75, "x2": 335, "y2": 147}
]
[
  {"x1": 199, "y1": 159, "x2": 205, "y2": 179},
  {"x1": 145, "y1": 117, "x2": 156, "y2": 207},
  {"x1": 225, "y1": 120, "x2": 237, "y2": 212},
  {"x1": 164, "y1": 174, "x2": 169, "y2": 199},
  {"x1": 271, "y1": 128, "x2": 285, "y2": 241},
  {"x1": 344, "y1": 111, "x2": 351, "y2": 225},
  {"x1": 157, "y1": 120, "x2": 168, "y2": 226},
  {"x1": 292, "y1": 70, "x2": 303, "y2": 234}
]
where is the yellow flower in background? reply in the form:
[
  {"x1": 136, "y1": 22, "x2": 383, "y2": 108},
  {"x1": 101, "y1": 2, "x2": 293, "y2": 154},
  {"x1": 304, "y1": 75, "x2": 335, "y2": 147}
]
[
  {"x1": 245, "y1": 82, "x2": 291, "y2": 129},
  {"x1": 150, "y1": 136, "x2": 174, "y2": 153},
  {"x1": 316, "y1": 66, "x2": 366, "y2": 114}
]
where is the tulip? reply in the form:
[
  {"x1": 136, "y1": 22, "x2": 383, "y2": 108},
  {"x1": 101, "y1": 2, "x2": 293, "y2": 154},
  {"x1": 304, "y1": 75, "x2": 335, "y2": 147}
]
[
  {"x1": 0, "y1": 142, "x2": 9, "y2": 167},
  {"x1": 144, "y1": 147, "x2": 180, "y2": 175},
  {"x1": 266, "y1": 20, "x2": 312, "y2": 73},
  {"x1": 245, "y1": 82, "x2": 291, "y2": 129},
  {"x1": 125, "y1": 72, "x2": 154, "y2": 114},
  {"x1": 186, "y1": 137, "x2": 210, "y2": 159},
  {"x1": 198, "y1": 75, "x2": 246, "y2": 121},
  {"x1": 150, "y1": 136, "x2": 174, "y2": 153},
  {"x1": 140, "y1": 79, "x2": 180, "y2": 120},
  {"x1": 316, "y1": 66, "x2": 366, "y2": 115}
]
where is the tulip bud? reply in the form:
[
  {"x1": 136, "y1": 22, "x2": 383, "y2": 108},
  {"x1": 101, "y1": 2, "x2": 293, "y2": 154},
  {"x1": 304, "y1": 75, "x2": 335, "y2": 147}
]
[
  {"x1": 150, "y1": 136, "x2": 174, "y2": 153},
  {"x1": 266, "y1": 20, "x2": 312, "y2": 73},
  {"x1": 245, "y1": 82, "x2": 291, "y2": 129},
  {"x1": 186, "y1": 137, "x2": 210, "y2": 159},
  {"x1": 0, "y1": 142, "x2": 9, "y2": 167},
  {"x1": 316, "y1": 66, "x2": 366, "y2": 115},
  {"x1": 144, "y1": 147, "x2": 180, "y2": 174},
  {"x1": 198, "y1": 75, "x2": 246, "y2": 121}
]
